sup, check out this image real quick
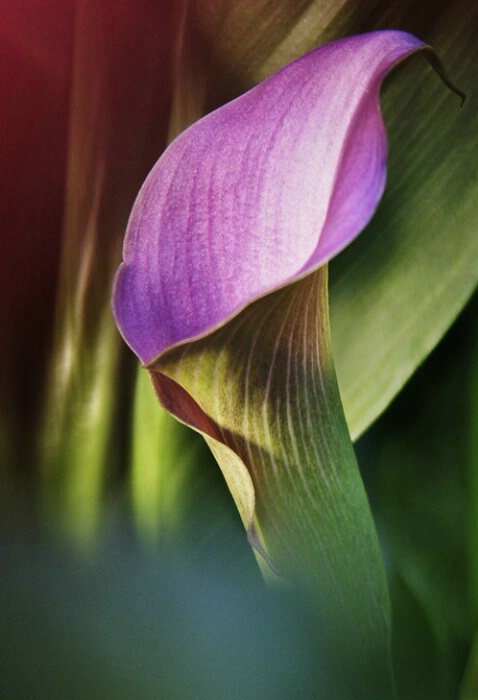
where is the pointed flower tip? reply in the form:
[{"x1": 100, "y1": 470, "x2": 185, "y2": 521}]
[
  {"x1": 421, "y1": 47, "x2": 466, "y2": 106},
  {"x1": 113, "y1": 30, "x2": 444, "y2": 365}
]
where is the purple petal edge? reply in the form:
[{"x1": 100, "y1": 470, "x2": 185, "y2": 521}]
[{"x1": 112, "y1": 30, "x2": 426, "y2": 365}]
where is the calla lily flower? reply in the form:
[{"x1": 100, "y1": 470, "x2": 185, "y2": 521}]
[
  {"x1": 113, "y1": 30, "x2": 462, "y2": 691},
  {"x1": 114, "y1": 31, "x2": 428, "y2": 364},
  {"x1": 112, "y1": 33, "x2": 443, "y2": 543}
]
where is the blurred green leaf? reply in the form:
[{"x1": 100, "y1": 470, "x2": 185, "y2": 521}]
[
  {"x1": 328, "y1": 0, "x2": 478, "y2": 438},
  {"x1": 130, "y1": 368, "x2": 197, "y2": 544},
  {"x1": 40, "y1": 316, "x2": 121, "y2": 544},
  {"x1": 389, "y1": 572, "x2": 449, "y2": 700},
  {"x1": 355, "y1": 292, "x2": 478, "y2": 698},
  {"x1": 459, "y1": 633, "x2": 478, "y2": 700},
  {"x1": 458, "y1": 292, "x2": 478, "y2": 699},
  {"x1": 469, "y1": 310, "x2": 478, "y2": 622}
]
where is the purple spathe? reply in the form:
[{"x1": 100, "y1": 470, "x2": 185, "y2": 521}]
[{"x1": 113, "y1": 30, "x2": 426, "y2": 365}]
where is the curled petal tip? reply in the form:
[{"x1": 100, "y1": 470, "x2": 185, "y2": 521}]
[
  {"x1": 113, "y1": 30, "x2": 434, "y2": 365},
  {"x1": 421, "y1": 47, "x2": 466, "y2": 106}
]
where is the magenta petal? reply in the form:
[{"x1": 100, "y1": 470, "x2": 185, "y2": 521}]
[{"x1": 113, "y1": 30, "x2": 425, "y2": 365}]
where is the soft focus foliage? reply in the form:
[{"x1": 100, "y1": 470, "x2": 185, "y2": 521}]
[
  {"x1": 0, "y1": 531, "x2": 326, "y2": 700},
  {"x1": 1, "y1": 1, "x2": 478, "y2": 699}
]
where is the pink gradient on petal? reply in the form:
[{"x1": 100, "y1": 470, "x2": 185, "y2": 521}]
[{"x1": 113, "y1": 31, "x2": 426, "y2": 365}]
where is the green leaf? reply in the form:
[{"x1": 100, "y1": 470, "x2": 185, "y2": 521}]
[
  {"x1": 470, "y1": 317, "x2": 478, "y2": 622},
  {"x1": 40, "y1": 316, "x2": 121, "y2": 545},
  {"x1": 459, "y1": 634, "x2": 478, "y2": 700},
  {"x1": 355, "y1": 297, "x2": 477, "y2": 698},
  {"x1": 460, "y1": 297, "x2": 478, "y2": 699},
  {"x1": 130, "y1": 367, "x2": 211, "y2": 545},
  {"x1": 131, "y1": 368, "x2": 187, "y2": 543},
  {"x1": 330, "y1": 12, "x2": 478, "y2": 437},
  {"x1": 150, "y1": 268, "x2": 395, "y2": 697}
]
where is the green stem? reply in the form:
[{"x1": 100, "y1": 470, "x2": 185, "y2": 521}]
[{"x1": 152, "y1": 267, "x2": 396, "y2": 698}]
